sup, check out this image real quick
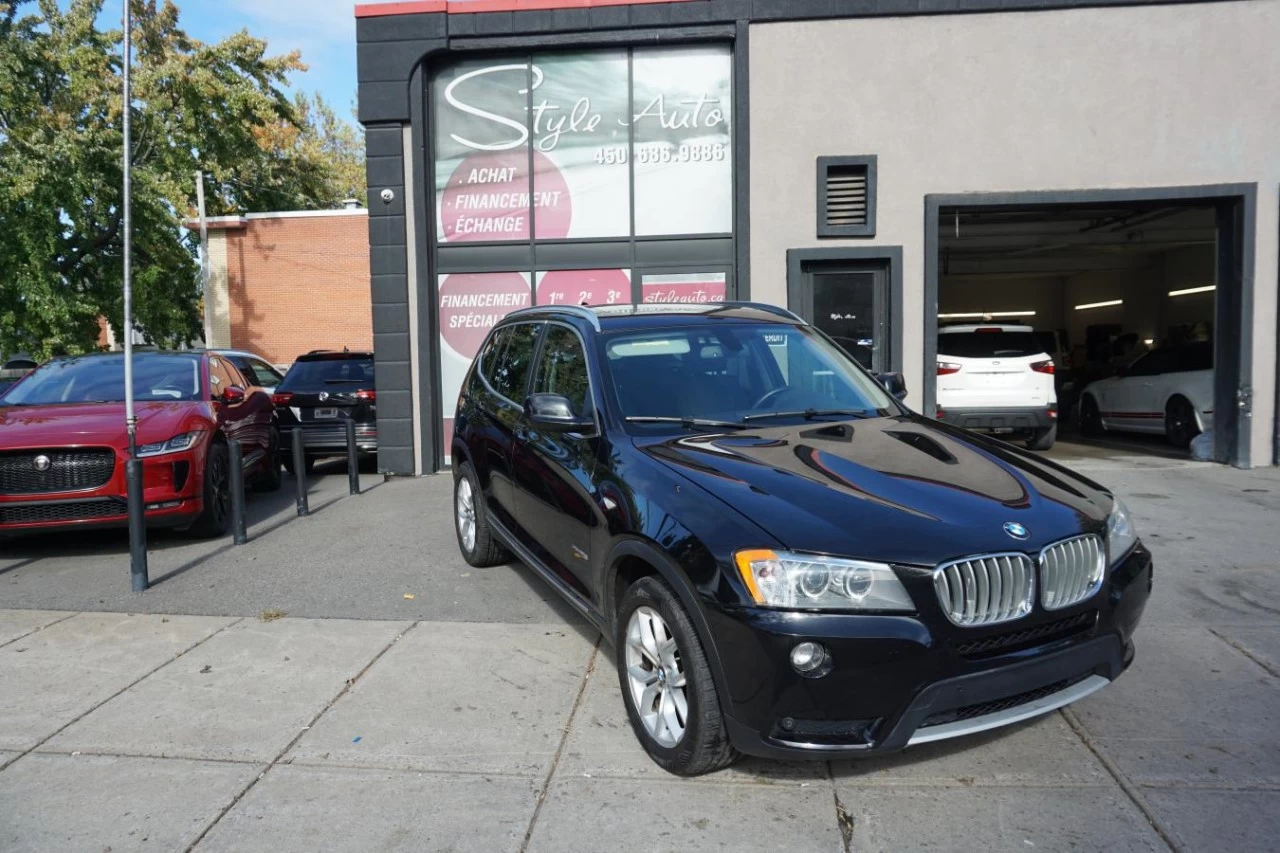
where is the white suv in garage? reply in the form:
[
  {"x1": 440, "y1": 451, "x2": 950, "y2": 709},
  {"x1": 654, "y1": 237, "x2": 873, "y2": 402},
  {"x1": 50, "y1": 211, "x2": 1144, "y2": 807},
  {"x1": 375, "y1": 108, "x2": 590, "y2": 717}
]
[
  {"x1": 1078, "y1": 341, "x2": 1212, "y2": 449},
  {"x1": 936, "y1": 324, "x2": 1058, "y2": 450}
]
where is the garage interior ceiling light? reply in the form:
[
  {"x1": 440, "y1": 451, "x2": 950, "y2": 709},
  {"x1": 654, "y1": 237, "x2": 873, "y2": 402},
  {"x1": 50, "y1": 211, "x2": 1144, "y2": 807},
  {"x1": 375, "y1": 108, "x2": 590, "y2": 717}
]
[
  {"x1": 937, "y1": 311, "x2": 1036, "y2": 319},
  {"x1": 1168, "y1": 285, "x2": 1216, "y2": 297},
  {"x1": 1074, "y1": 299, "x2": 1124, "y2": 311}
]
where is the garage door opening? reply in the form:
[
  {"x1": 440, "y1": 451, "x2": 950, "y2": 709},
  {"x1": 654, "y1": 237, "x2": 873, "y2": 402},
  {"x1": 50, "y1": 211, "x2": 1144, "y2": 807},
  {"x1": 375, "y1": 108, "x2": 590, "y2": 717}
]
[{"x1": 925, "y1": 193, "x2": 1249, "y2": 465}]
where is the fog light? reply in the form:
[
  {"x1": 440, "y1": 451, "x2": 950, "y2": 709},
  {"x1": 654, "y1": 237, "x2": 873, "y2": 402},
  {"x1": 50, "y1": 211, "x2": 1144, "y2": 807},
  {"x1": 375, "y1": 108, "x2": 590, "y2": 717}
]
[{"x1": 791, "y1": 641, "x2": 828, "y2": 675}]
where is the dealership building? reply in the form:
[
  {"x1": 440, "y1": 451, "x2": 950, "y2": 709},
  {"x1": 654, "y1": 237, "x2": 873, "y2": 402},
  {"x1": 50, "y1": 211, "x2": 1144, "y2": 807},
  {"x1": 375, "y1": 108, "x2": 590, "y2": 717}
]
[{"x1": 354, "y1": 0, "x2": 1279, "y2": 474}]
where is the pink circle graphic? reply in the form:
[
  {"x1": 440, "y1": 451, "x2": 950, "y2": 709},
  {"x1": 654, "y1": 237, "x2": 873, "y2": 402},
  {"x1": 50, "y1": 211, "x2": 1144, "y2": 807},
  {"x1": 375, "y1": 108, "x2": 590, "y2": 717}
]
[
  {"x1": 537, "y1": 269, "x2": 630, "y2": 308},
  {"x1": 438, "y1": 273, "x2": 531, "y2": 358},
  {"x1": 441, "y1": 150, "x2": 571, "y2": 242}
]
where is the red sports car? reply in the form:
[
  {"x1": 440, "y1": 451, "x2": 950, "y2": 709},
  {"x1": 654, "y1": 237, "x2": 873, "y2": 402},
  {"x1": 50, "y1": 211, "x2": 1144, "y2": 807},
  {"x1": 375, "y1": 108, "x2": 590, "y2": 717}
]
[{"x1": 0, "y1": 350, "x2": 280, "y2": 537}]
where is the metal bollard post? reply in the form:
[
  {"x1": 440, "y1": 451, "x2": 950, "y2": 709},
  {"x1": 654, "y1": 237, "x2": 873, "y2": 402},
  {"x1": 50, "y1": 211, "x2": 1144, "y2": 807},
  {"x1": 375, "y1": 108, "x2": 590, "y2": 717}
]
[
  {"x1": 227, "y1": 440, "x2": 247, "y2": 545},
  {"x1": 126, "y1": 458, "x2": 149, "y2": 591},
  {"x1": 345, "y1": 419, "x2": 361, "y2": 496},
  {"x1": 292, "y1": 427, "x2": 309, "y2": 516}
]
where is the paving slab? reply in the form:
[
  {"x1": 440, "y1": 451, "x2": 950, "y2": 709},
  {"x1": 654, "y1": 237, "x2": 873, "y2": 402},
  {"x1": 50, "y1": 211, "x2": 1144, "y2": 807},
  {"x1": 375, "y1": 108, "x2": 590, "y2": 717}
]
[
  {"x1": 558, "y1": 662, "x2": 826, "y2": 785},
  {"x1": 45, "y1": 617, "x2": 407, "y2": 762},
  {"x1": 288, "y1": 621, "x2": 593, "y2": 777},
  {"x1": 834, "y1": 786, "x2": 1165, "y2": 852},
  {"x1": 832, "y1": 711, "x2": 1111, "y2": 787},
  {"x1": 1070, "y1": 623, "x2": 1280, "y2": 785},
  {"x1": 1208, "y1": 625, "x2": 1280, "y2": 675},
  {"x1": 0, "y1": 752, "x2": 257, "y2": 853},
  {"x1": 195, "y1": 763, "x2": 540, "y2": 853},
  {"x1": 1141, "y1": 787, "x2": 1280, "y2": 852},
  {"x1": 0, "y1": 609, "x2": 71, "y2": 646},
  {"x1": 0, "y1": 612, "x2": 234, "y2": 751},
  {"x1": 526, "y1": 776, "x2": 844, "y2": 852}
]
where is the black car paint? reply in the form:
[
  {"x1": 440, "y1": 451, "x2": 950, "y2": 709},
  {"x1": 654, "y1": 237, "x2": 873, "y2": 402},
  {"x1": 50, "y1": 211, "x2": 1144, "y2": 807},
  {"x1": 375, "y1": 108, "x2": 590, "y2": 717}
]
[{"x1": 453, "y1": 306, "x2": 1151, "y2": 758}]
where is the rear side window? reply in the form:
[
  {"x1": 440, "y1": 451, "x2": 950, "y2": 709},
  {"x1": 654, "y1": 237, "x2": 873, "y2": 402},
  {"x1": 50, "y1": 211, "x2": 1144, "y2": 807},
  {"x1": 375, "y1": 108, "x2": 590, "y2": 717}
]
[
  {"x1": 280, "y1": 357, "x2": 375, "y2": 390},
  {"x1": 937, "y1": 331, "x2": 1044, "y2": 359},
  {"x1": 477, "y1": 327, "x2": 512, "y2": 389},
  {"x1": 490, "y1": 323, "x2": 541, "y2": 401}
]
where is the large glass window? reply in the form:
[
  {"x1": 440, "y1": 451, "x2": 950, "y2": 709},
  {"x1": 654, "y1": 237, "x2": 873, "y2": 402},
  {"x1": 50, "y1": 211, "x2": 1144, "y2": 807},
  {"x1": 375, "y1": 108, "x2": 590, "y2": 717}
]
[{"x1": 432, "y1": 45, "x2": 732, "y2": 244}]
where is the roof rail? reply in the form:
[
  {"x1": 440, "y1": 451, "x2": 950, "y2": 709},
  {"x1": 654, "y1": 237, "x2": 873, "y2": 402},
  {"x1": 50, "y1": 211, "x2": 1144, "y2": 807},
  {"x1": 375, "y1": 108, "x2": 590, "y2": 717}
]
[
  {"x1": 508, "y1": 304, "x2": 602, "y2": 332},
  {"x1": 716, "y1": 301, "x2": 807, "y2": 324}
]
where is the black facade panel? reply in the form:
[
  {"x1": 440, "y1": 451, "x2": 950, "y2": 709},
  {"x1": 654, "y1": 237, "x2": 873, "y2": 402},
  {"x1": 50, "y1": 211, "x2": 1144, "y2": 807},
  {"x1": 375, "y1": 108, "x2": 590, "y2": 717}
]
[
  {"x1": 378, "y1": 445, "x2": 415, "y2": 475},
  {"x1": 376, "y1": 389, "x2": 415, "y2": 420},
  {"x1": 357, "y1": 12, "x2": 446, "y2": 43},
  {"x1": 589, "y1": 6, "x2": 630, "y2": 29},
  {"x1": 878, "y1": 0, "x2": 921, "y2": 12},
  {"x1": 365, "y1": 155, "x2": 404, "y2": 189},
  {"x1": 371, "y1": 243, "x2": 409, "y2": 277},
  {"x1": 372, "y1": 303, "x2": 410, "y2": 335},
  {"x1": 375, "y1": 360, "x2": 412, "y2": 393},
  {"x1": 551, "y1": 8, "x2": 592, "y2": 30},
  {"x1": 918, "y1": 0, "x2": 961, "y2": 10},
  {"x1": 358, "y1": 39, "x2": 431, "y2": 84},
  {"x1": 358, "y1": 81, "x2": 409, "y2": 124},
  {"x1": 634, "y1": 238, "x2": 736, "y2": 266},
  {"x1": 374, "y1": 331, "x2": 411, "y2": 363},
  {"x1": 534, "y1": 241, "x2": 633, "y2": 271},
  {"x1": 370, "y1": 274, "x2": 408, "y2": 306},
  {"x1": 365, "y1": 125, "x2": 403, "y2": 158},
  {"x1": 751, "y1": 0, "x2": 875, "y2": 20},
  {"x1": 629, "y1": 3, "x2": 673, "y2": 26},
  {"x1": 713, "y1": 0, "x2": 753, "y2": 19},
  {"x1": 368, "y1": 214, "x2": 406, "y2": 249},
  {"x1": 473, "y1": 11, "x2": 514, "y2": 35},
  {"x1": 377, "y1": 417, "x2": 416, "y2": 448},
  {"x1": 449, "y1": 13, "x2": 477, "y2": 36},
  {"x1": 436, "y1": 243, "x2": 534, "y2": 273},
  {"x1": 512, "y1": 10, "x2": 555, "y2": 32},
  {"x1": 669, "y1": 1, "x2": 720, "y2": 24},
  {"x1": 368, "y1": 185, "x2": 406, "y2": 218}
]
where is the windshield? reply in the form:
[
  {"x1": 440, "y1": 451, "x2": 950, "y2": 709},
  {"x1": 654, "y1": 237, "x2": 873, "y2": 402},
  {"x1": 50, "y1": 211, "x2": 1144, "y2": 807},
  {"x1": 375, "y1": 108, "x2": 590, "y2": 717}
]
[
  {"x1": 1, "y1": 354, "x2": 203, "y2": 405},
  {"x1": 937, "y1": 331, "x2": 1044, "y2": 359},
  {"x1": 602, "y1": 323, "x2": 897, "y2": 431},
  {"x1": 279, "y1": 357, "x2": 375, "y2": 391}
]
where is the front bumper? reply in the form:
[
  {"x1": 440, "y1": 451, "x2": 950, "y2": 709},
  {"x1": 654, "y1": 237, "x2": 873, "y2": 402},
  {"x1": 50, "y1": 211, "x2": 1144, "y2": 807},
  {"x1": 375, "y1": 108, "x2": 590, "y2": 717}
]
[
  {"x1": 709, "y1": 544, "x2": 1152, "y2": 759},
  {"x1": 937, "y1": 406, "x2": 1056, "y2": 432}
]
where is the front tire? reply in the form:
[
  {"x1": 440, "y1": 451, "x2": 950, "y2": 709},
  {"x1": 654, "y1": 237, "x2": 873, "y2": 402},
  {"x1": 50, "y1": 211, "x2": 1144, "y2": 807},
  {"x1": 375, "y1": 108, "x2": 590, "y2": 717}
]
[
  {"x1": 1079, "y1": 395, "x2": 1104, "y2": 436},
  {"x1": 616, "y1": 576, "x2": 738, "y2": 776},
  {"x1": 453, "y1": 462, "x2": 509, "y2": 567},
  {"x1": 1166, "y1": 396, "x2": 1200, "y2": 449},
  {"x1": 1026, "y1": 423, "x2": 1057, "y2": 451},
  {"x1": 188, "y1": 441, "x2": 231, "y2": 538}
]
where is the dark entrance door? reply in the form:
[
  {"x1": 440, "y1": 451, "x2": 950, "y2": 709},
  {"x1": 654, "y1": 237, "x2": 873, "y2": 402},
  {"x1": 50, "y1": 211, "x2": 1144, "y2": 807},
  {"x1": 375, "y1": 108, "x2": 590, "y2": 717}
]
[{"x1": 791, "y1": 261, "x2": 890, "y2": 372}]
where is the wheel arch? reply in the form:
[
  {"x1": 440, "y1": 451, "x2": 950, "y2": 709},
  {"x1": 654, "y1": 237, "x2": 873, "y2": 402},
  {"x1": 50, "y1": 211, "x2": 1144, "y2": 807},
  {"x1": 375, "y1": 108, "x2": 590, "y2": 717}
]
[{"x1": 603, "y1": 538, "x2": 734, "y2": 709}]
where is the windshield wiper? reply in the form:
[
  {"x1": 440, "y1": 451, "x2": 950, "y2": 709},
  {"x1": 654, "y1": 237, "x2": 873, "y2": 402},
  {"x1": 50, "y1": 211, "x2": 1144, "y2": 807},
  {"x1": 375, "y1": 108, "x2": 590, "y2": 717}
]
[
  {"x1": 625, "y1": 416, "x2": 749, "y2": 431},
  {"x1": 742, "y1": 408, "x2": 873, "y2": 422}
]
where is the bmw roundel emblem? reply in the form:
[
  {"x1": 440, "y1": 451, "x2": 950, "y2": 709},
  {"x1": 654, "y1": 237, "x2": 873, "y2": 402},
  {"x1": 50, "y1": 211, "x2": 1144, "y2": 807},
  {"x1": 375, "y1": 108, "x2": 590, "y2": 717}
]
[
  {"x1": 33, "y1": 454, "x2": 52, "y2": 472},
  {"x1": 1004, "y1": 521, "x2": 1030, "y2": 540}
]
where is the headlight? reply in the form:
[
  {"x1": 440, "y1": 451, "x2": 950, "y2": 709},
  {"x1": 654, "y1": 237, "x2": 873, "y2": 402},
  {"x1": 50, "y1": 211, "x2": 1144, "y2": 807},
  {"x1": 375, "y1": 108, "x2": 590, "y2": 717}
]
[
  {"x1": 1105, "y1": 497, "x2": 1138, "y2": 566},
  {"x1": 137, "y1": 430, "x2": 205, "y2": 457},
  {"x1": 733, "y1": 550, "x2": 914, "y2": 611}
]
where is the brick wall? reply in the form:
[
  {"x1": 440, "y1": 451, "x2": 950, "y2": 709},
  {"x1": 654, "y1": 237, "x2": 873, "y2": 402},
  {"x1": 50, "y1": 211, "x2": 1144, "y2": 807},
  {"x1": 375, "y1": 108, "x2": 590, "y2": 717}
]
[{"x1": 223, "y1": 212, "x2": 372, "y2": 366}]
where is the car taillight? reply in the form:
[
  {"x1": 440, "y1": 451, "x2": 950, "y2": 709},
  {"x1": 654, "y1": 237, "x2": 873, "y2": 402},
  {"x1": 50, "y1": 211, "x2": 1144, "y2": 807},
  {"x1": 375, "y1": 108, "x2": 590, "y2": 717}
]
[
  {"x1": 1030, "y1": 360, "x2": 1056, "y2": 375},
  {"x1": 271, "y1": 392, "x2": 293, "y2": 406},
  {"x1": 937, "y1": 362, "x2": 962, "y2": 375},
  {"x1": 934, "y1": 407, "x2": 946, "y2": 419},
  {"x1": 356, "y1": 389, "x2": 376, "y2": 402}
]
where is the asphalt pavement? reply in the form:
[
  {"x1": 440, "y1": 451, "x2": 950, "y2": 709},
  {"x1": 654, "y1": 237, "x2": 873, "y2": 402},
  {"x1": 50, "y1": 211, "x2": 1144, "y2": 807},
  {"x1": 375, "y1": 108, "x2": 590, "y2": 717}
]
[{"x1": 1, "y1": 445, "x2": 1278, "y2": 852}]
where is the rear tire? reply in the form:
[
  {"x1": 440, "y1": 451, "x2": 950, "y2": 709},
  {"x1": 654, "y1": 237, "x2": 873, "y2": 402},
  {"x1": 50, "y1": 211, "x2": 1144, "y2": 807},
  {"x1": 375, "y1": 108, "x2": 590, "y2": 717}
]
[
  {"x1": 453, "y1": 462, "x2": 509, "y2": 568},
  {"x1": 616, "y1": 576, "x2": 739, "y2": 776},
  {"x1": 1079, "y1": 396, "x2": 1104, "y2": 436},
  {"x1": 1166, "y1": 396, "x2": 1200, "y2": 449},
  {"x1": 188, "y1": 442, "x2": 230, "y2": 538},
  {"x1": 1026, "y1": 423, "x2": 1057, "y2": 451}
]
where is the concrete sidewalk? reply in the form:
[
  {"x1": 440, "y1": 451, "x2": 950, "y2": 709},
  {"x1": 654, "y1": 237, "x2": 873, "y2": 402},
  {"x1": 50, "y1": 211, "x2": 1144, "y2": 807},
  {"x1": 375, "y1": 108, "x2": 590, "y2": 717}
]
[{"x1": 1, "y1": 450, "x2": 1279, "y2": 851}]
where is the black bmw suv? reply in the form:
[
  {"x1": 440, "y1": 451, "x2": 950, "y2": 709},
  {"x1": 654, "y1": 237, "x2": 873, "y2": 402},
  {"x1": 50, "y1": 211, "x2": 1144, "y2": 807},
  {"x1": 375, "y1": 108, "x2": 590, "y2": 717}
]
[{"x1": 452, "y1": 303, "x2": 1151, "y2": 776}]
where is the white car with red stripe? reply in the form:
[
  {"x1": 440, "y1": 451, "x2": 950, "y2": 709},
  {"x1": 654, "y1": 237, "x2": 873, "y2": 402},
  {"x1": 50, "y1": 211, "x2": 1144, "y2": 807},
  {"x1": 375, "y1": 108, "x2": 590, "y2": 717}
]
[
  {"x1": 935, "y1": 324, "x2": 1058, "y2": 450},
  {"x1": 1078, "y1": 342, "x2": 1213, "y2": 449}
]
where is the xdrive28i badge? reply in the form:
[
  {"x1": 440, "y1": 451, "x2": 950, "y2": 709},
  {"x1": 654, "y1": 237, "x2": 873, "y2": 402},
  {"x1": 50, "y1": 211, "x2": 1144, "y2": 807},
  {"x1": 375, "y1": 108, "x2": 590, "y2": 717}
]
[{"x1": 1004, "y1": 521, "x2": 1030, "y2": 540}]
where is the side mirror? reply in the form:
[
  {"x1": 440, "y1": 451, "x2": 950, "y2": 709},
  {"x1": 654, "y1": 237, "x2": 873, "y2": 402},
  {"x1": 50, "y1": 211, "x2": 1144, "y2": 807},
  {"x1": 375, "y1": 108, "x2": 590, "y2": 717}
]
[
  {"x1": 524, "y1": 394, "x2": 594, "y2": 433},
  {"x1": 877, "y1": 372, "x2": 908, "y2": 401},
  {"x1": 221, "y1": 385, "x2": 246, "y2": 405}
]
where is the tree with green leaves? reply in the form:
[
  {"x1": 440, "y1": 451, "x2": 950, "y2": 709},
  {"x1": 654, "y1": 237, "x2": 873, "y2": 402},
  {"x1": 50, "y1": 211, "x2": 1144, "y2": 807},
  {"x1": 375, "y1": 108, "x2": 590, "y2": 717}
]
[{"x1": 0, "y1": 0, "x2": 367, "y2": 359}]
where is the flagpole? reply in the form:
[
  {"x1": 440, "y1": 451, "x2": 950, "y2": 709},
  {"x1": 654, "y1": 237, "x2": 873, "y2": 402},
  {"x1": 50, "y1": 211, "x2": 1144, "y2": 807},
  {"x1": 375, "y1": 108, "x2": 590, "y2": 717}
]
[{"x1": 122, "y1": 0, "x2": 149, "y2": 592}]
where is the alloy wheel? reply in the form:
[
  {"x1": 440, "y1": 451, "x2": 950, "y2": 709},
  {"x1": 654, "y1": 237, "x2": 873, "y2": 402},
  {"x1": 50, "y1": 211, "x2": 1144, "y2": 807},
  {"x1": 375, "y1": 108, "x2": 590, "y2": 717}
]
[
  {"x1": 625, "y1": 606, "x2": 688, "y2": 748},
  {"x1": 455, "y1": 476, "x2": 477, "y2": 553}
]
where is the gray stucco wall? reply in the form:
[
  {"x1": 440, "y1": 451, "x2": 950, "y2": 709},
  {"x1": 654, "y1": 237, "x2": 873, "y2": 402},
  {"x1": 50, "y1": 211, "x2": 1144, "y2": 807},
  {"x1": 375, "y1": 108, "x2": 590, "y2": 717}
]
[{"x1": 749, "y1": 0, "x2": 1280, "y2": 465}]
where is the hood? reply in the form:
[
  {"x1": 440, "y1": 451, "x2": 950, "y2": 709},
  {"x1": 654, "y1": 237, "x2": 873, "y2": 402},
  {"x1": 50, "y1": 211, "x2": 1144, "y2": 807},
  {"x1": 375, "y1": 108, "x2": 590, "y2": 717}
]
[
  {"x1": 638, "y1": 415, "x2": 1113, "y2": 567},
  {"x1": 0, "y1": 401, "x2": 207, "y2": 449}
]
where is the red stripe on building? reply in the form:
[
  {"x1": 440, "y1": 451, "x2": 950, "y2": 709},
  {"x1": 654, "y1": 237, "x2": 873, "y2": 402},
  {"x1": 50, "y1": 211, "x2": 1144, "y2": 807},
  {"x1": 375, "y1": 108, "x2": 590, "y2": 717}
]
[{"x1": 355, "y1": 0, "x2": 696, "y2": 17}]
